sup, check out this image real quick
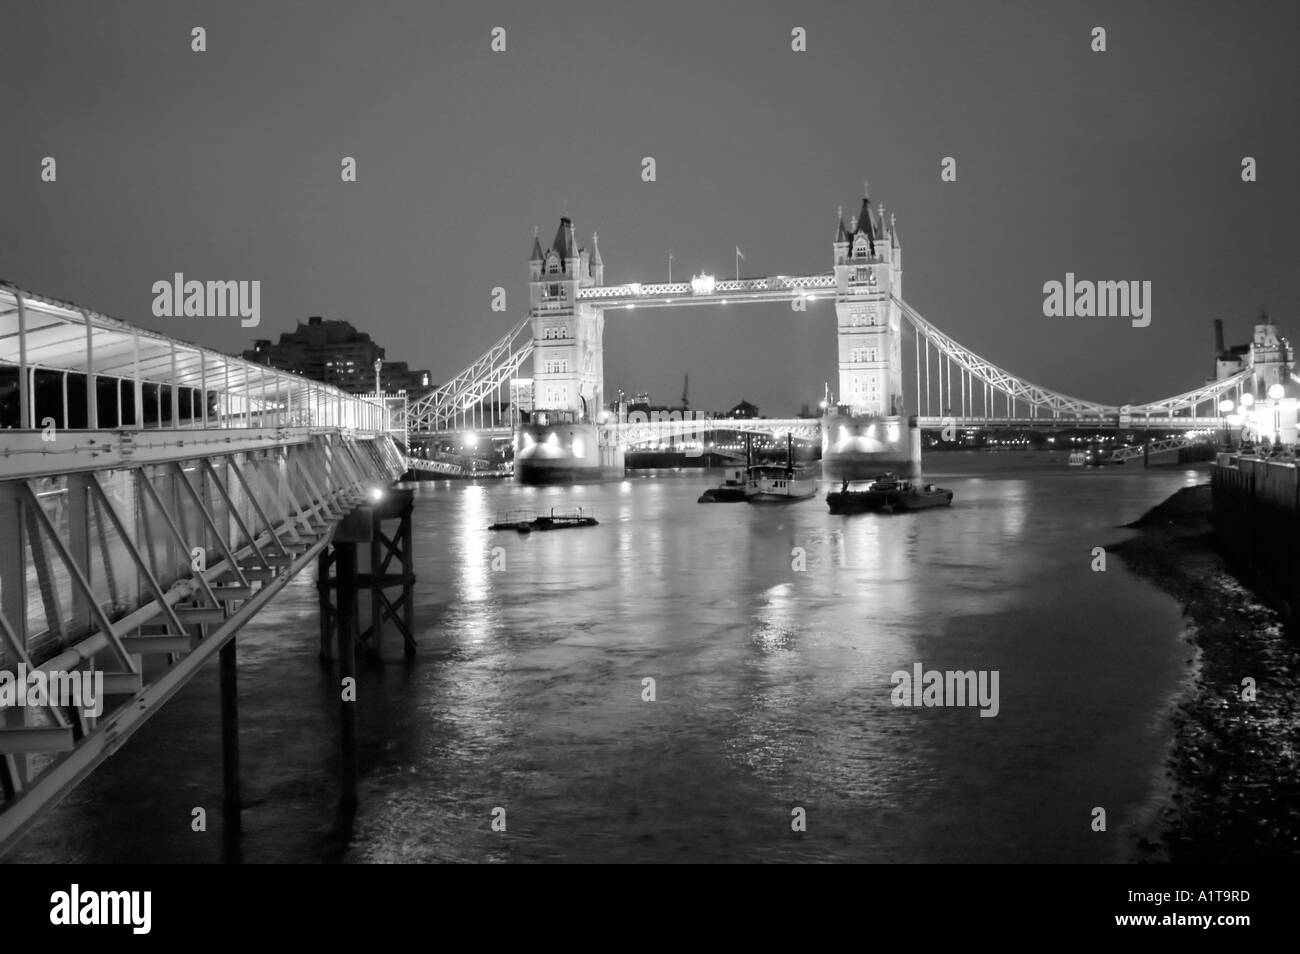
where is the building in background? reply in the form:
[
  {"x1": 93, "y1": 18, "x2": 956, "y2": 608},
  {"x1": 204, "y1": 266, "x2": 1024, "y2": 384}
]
[{"x1": 244, "y1": 316, "x2": 431, "y2": 395}]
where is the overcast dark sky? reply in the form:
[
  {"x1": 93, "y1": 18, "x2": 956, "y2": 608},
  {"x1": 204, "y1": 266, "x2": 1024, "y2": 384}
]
[{"x1": 3, "y1": 0, "x2": 1297, "y2": 414}]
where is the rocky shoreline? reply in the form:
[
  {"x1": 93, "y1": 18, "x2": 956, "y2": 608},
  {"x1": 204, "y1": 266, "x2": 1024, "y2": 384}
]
[{"x1": 1110, "y1": 483, "x2": 1300, "y2": 862}]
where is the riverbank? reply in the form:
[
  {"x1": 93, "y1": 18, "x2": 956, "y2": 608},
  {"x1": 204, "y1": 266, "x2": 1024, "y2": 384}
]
[{"x1": 1109, "y1": 483, "x2": 1300, "y2": 861}]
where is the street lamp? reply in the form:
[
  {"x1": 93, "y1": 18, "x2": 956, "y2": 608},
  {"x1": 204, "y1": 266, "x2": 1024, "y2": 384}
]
[
  {"x1": 373, "y1": 358, "x2": 383, "y2": 395},
  {"x1": 1269, "y1": 383, "x2": 1286, "y2": 448},
  {"x1": 1237, "y1": 392, "x2": 1256, "y2": 448}
]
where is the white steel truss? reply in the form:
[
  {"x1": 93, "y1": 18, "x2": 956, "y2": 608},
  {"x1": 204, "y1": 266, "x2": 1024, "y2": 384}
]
[{"x1": 407, "y1": 316, "x2": 533, "y2": 435}]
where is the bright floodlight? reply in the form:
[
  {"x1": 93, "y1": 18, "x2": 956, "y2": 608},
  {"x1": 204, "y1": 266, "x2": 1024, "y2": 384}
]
[
  {"x1": 368, "y1": 486, "x2": 384, "y2": 502},
  {"x1": 465, "y1": 431, "x2": 479, "y2": 447},
  {"x1": 1269, "y1": 383, "x2": 1286, "y2": 400},
  {"x1": 1240, "y1": 393, "x2": 1255, "y2": 407},
  {"x1": 1218, "y1": 399, "x2": 1234, "y2": 413}
]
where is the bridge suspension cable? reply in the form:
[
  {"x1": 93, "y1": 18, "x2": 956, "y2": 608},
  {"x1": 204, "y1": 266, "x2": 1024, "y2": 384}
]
[{"x1": 898, "y1": 296, "x2": 1251, "y2": 424}]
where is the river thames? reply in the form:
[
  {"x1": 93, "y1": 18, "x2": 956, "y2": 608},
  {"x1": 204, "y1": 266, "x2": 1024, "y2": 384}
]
[{"x1": 7, "y1": 455, "x2": 1201, "y2": 863}]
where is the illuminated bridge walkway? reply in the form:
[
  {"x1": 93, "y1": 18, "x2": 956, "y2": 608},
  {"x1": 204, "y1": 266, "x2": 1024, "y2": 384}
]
[{"x1": 0, "y1": 281, "x2": 405, "y2": 853}]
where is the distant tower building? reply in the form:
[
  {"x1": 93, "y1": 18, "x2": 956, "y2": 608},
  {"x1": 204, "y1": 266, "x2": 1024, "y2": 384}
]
[{"x1": 833, "y1": 187, "x2": 903, "y2": 416}]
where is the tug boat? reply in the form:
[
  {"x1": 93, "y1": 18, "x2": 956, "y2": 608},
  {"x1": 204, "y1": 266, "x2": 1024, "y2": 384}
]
[
  {"x1": 698, "y1": 466, "x2": 748, "y2": 503},
  {"x1": 826, "y1": 472, "x2": 953, "y2": 514},
  {"x1": 887, "y1": 482, "x2": 953, "y2": 511}
]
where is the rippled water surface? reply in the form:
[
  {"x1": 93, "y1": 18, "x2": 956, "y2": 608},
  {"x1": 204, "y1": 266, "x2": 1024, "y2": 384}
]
[{"x1": 9, "y1": 455, "x2": 1200, "y2": 863}]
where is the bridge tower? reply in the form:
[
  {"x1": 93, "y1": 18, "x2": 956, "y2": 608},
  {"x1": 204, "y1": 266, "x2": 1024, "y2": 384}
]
[
  {"x1": 517, "y1": 216, "x2": 613, "y2": 482},
  {"x1": 823, "y1": 186, "x2": 919, "y2": 480},
  {"x1": 833, "y1": 188, "x2": 903, "y2": 415},
  {"x1": 1247, "y1": 310, "x2": 1293, "y2": 399}
]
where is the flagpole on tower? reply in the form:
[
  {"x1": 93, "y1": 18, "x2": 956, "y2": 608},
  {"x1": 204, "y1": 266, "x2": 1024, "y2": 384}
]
[{"x1": 668, "y1": 251, "x2": 674, "y2": 284}]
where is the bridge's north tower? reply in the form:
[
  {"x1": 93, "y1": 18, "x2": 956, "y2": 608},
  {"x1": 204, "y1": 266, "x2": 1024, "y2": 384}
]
[
  {"x1": 516, "y1": 216, "x2": 614, "y2": 482},
  {"x1": 527, "y1": 217, "x2": 605, "y2": 420}
]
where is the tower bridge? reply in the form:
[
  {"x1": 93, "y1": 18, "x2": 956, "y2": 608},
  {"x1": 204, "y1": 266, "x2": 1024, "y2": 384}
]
[
  {"x1": 409, "y1": 184, "x2": 1287, "y2": 480},
  {"x1": 0, "y1": 185, "x2": 1290, "y2": 849}
]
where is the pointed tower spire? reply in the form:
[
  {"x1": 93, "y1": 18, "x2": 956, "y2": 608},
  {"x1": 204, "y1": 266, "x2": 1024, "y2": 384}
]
[
  {"x1": 835, "y1": 206, "x2": 847, "y2": 243},
  {"x1": 591, "y1": 232, "x2": 603, "y2": 267},
  {"x1": 530, "y1": 225, "x2": 543, "y2": 262},
  {"x1": 551, "y1": 216, "x2": 576, "y2": 261}
]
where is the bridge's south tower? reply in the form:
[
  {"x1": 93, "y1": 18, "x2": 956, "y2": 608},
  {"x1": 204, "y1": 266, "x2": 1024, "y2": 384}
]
[
  {"x1": 823, "y1": 187, "x2": 919, "y2": 481},
  {"x1": 833, "y1": 189, "x2": 903, "y2": 416}
]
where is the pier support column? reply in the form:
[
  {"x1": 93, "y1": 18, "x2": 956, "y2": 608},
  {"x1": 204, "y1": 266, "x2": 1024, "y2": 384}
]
[
  {"x1": 336, "y1": 541, "x2": 358, "y2": 807},
  {"x1": 219, "y1": 640, "x2": 241, "y2": 819}
]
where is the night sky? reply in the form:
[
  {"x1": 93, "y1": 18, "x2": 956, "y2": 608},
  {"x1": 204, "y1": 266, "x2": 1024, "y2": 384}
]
[{"x1": 3, "y1": 1, "x2": 1297, "y2": 414}]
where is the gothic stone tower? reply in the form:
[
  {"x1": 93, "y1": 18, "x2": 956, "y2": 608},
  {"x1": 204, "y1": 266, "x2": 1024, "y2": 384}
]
[
  {"x1": 527, "y1": 217, "x2": 605, "y2": 420},
  {"x1": 823, "y1": 186, "x2": 919, "y2": 480},
  {"x1": 517, "y1": 216, "x2": 612, "y2": 482},
  {"x1": 833, "y1": 188, "x2": 903, "y2": 414}
]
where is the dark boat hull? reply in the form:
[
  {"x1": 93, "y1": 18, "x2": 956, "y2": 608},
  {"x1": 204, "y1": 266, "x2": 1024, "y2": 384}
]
[
  {"x1": 826, "y1": 490, "x2": 890, "y2": 514},
  {"x1": 698, "y1": 487, "x2": 747, "y2": 503},
  {"x1": 888, "y1": 489, "x2": 954, "y2": 511}
]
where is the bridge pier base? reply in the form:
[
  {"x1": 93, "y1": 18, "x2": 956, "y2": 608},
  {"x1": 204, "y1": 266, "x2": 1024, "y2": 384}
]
[
  {"x1": 314, "y1": 488, "x2": 416, "y2": 807},
  {"x1": 219, "y1": 640, "x2": 241, "y2": 821}
]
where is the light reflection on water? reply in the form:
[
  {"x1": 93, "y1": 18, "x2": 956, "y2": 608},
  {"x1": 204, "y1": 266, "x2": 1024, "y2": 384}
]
[{"x1": 7, "y1": 456, "x2": 1197, "y2": 864}]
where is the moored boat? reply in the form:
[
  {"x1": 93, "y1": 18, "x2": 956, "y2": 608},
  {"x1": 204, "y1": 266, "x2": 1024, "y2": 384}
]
[
  {"x1": 745, "y1": 433, "x2": 817, "y2": 503},
  {"x1": 888, "y1": 483, "x2": 953, "y2": 511},
  {"x1": 698, "y1": 466, "x2": 748, "y2": 503},
  {"x1": 745, "y1": 464, "x2": 819, "y2": 502},
  {"x1": 826, "y1": 474, "x2": 895, "y2": 513},
  {"x1": 826, "y1": 472, "x2": 952, "y2": 513},
  {"x1": 489, "y1": 507, "x2": 598, "y2": 531}
]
